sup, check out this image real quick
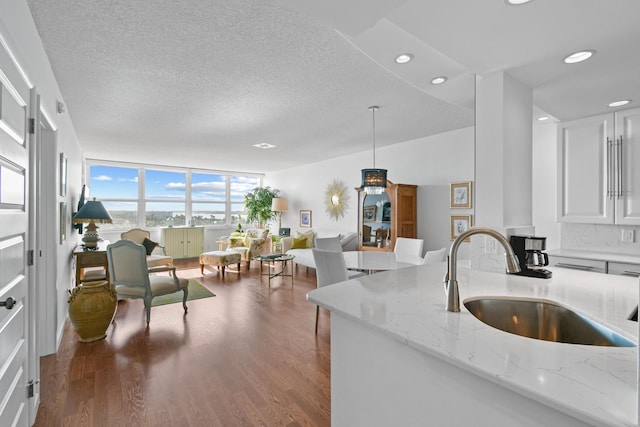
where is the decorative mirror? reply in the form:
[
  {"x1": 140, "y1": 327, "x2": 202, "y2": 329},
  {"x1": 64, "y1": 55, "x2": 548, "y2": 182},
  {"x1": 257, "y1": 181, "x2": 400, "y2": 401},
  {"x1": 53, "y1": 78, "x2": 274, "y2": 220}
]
[{"x1": 325, "y1": 179, "x2": 350, "y2": 220}]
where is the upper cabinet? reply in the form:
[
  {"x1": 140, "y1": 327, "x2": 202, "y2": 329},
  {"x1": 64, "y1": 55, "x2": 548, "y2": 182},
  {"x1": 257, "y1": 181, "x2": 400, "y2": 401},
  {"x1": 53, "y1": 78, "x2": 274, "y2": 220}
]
[
  {"x1": 357, "y1": 181, "x2": 417, "y2": 251},
  {"x1": 557, "y1": 107, "x2": 640, "y2": 225}
]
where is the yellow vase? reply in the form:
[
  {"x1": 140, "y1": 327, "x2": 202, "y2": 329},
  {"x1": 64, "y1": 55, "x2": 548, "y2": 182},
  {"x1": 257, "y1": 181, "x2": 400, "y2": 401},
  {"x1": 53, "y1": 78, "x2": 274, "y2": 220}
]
[{"x1": 68, "y1": 280, "x2": 117, "y2": 342}]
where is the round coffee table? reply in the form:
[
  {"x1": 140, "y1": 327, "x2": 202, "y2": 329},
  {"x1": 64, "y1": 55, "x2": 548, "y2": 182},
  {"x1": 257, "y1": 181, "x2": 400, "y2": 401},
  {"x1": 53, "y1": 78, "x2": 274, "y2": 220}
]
[{"x1": 252, "y1": 254, "x2": 295, "y2": 287}]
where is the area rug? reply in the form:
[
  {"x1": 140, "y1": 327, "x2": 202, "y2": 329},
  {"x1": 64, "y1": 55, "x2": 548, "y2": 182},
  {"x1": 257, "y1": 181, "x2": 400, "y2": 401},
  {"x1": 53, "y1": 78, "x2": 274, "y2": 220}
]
[{"x1": 151, "y1": 279, "x2": 215, "y2": 307}]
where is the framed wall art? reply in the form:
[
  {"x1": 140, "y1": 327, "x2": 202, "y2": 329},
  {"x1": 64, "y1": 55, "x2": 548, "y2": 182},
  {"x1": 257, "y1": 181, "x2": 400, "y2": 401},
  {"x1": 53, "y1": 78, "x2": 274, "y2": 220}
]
[
  {"x1": 300, "y1": 210, "x2": 312, "y2": 228},
  {"x1": 60, "y1": 153, "x2": 68, "y2": 197},
  {"x1": 363, "y1": 205, "x2": 376, "y2": 222},
  {"x1": 450, "y1": 181, "x2": 471, "y2": 209},
  {"x1": 450, "y1": 214, "x2": 472, "y2": 241},
  {"x1": 59, "y1": 202, "x2": 67, "y2": 244}
]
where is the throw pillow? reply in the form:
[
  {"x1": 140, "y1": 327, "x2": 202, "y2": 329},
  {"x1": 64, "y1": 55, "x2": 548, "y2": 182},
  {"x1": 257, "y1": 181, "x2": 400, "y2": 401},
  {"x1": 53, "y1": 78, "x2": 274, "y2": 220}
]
[
  {"x1": 229, "y1": 236, "x2": 247, "y2": 247},
  {"x1": 291, "y1": 237, "x2": 308, "y2": 249},
  {"x1": 295, "y1": 230, "x2": 316, "y2": 248},
  {"x1": 142, "y1": 238, "x2": 158, "y2": 256}
]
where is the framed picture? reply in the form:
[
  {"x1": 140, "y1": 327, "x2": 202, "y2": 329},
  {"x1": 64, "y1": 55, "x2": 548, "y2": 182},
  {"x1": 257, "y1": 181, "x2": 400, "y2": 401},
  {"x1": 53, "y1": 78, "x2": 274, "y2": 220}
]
[
  {"x1": 300, "y1": 210, "x2": 312, "y2": 228},
  {"x1": 381, "y1": 202, "x2": 391, "y2": 222},
  {"x1": 59, "y1": 202, "x2": 67, "y2": 244},
  {"x1": 60, "y1": 153, "x2": 67, "y2": 197},
  {"x1": 450, "y1": 215, "x2": 472, "y2": 241},
  {"x1": 450, "y1": 181, "x2": 472, "y2": 209},
  {"x1": 363, "y1": 205, "x2": 376, "y2": 222}
]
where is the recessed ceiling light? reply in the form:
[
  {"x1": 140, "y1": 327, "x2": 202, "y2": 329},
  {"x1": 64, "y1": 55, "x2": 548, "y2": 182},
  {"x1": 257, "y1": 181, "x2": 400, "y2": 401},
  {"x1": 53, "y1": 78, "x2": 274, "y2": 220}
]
[
  {"x1": 253, "y1": 143, "x2": 275, "y2": 149},
  {"x1": 563, "y1": 50, "x2": 595, "y2": 64},
  {"x1": 537, "y1": 116, "x2": 549, "y2": 121},
  {"x1": 431, "y1": 76, "x2": 447, "y2": 85},
  {"x1": 608, "y1": 100, "x2": 630, "y2": 108},
  {"x1": 395, "y1": 54, "x2": 413, "y2": 64},
  {"x1": 505, "y1": 0, "x2": 533, "y2": 5}
]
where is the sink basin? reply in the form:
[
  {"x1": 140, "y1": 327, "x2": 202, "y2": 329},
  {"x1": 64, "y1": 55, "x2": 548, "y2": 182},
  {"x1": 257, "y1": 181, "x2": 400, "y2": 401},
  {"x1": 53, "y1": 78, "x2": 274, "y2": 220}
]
[{"x1": 464, "y1": 297, "x2": 636, "y2": 347}]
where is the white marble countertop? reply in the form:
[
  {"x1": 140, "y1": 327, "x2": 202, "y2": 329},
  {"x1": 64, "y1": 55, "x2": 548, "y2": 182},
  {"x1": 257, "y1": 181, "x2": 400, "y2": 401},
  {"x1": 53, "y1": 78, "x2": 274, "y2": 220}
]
[
  {"x1": 548, "y1": 248, "x2": 640, "y2": 265},
  {"x1": 307, "y1": 263, "x2": 639, "y2": 426}
]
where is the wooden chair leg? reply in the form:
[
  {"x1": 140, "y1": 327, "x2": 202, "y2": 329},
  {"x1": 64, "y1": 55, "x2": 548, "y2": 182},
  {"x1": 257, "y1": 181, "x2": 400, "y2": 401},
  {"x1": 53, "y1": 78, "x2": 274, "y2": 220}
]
[
  {"x1": 315, "y1": 306, "x2": 319, "y2": 335},
  {"x1": 221, "y1": 266, "x2": 226, "y2": 277},
  {"x1": 200, "y1": 263, "x2": 204, "y2": 274}
]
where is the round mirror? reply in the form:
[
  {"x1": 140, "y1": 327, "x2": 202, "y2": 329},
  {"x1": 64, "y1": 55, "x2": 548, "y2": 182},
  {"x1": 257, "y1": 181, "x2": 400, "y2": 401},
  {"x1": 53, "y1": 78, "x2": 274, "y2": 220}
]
[{"x1": 325, "y1": 179, "x2": 350, "y2": 220}]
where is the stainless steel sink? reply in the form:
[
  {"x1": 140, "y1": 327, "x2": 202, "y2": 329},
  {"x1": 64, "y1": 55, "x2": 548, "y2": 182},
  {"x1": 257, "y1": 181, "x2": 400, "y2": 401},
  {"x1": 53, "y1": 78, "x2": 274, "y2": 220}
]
[{"x1": 464, "y1": 297, "x2": 636, "y2": 347}]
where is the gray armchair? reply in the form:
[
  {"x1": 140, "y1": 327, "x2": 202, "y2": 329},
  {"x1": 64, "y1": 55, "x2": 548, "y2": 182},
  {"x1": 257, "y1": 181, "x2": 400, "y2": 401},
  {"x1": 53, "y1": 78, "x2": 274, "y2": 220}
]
[{"x1": 107, "y1": 239, "x2": 189, "y2": 324}]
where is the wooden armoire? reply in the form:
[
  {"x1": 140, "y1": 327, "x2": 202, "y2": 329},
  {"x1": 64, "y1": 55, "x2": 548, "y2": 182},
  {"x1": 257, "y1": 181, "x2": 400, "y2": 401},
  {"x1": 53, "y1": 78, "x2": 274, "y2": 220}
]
[{"x1": 356, "y1": 181, "x2": 417, "y2": 251}]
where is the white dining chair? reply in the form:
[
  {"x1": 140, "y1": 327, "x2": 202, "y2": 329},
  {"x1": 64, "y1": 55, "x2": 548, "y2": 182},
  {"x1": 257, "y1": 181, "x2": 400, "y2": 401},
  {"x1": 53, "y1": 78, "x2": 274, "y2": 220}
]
[
  {"x1": 312, "y1": 248, "x2": 349, "y2": 334},
  {"x1": 315, "y1": 237, "x2": 343, "y2": 251},
  {"x1": 422, "y1": 247, "x2": 448, "y2": 264},
  {"x1": 394, "y1": 237, "x2": 425, "y2": 258}
]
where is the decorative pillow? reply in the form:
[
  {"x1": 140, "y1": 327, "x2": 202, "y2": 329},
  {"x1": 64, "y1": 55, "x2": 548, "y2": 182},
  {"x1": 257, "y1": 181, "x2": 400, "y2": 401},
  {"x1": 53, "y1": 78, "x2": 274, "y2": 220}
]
[
  {"x1": 229, "y1": 236, "x2": 247, "y2": 247},
  {"x1": 142, "y1": 238, "x2": 158, "y2": 256},
  {"x1": 291, "y1": 237, "x2": 308, "y2": 249},
  {"x1": 295, "y1": 230, "x2": 316, "y2": 248}
]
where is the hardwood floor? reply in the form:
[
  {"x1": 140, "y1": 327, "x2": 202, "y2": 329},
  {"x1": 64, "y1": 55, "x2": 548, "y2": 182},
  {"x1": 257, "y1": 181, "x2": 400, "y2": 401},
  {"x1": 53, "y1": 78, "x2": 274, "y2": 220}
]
[{"x1": 35, "y1": 260, "x2": 330, "y2": 426}]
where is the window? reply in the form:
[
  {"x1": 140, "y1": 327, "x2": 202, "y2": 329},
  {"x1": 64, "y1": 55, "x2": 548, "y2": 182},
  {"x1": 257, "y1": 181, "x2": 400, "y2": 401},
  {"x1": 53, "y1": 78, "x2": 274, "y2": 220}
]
[
  {"x1": 145, "y1": 169, "x2": 186, "y2": 227},
  {"x1": 230, "y1": 175, "x2": 260, "y2": 225},
  {"x1": 86, "y1": 161, "x2": 261, "y2": 229},
  {"x1": 88, "y1": 165, "x2": 138, "y2": 230},
  {"x1": 191, "y1": 172, "x2": 226, "y2": 225}
]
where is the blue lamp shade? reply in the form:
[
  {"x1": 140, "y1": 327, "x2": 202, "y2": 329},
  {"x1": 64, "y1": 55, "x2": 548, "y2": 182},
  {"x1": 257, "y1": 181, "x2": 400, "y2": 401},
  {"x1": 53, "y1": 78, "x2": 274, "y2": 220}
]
[
  {"x1": 361, "y1": 168, "x2": 387, "y2": 195},
  {"x1": 72, "y1": 198, "x2": 112, "y2": 224},
  {"x1": 72, "y1": 199, "x2": 112, "y2": 248}
]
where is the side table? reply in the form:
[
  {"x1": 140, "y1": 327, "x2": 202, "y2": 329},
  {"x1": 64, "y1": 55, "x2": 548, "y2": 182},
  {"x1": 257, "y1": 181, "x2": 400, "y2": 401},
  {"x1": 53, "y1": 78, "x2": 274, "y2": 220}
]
[
  {"x1": 253, "y1": 254, "x2": 295, "y2": 288},
  {"x1": 73, "y1": 240, "x2": 110, "y2": 286}
]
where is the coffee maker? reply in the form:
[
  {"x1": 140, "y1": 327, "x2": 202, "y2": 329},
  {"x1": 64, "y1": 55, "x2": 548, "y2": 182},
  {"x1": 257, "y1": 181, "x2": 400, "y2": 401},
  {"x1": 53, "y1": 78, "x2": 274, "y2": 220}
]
[{"x1": 509, "y1": 235, "x2": 552, "y2": 279}]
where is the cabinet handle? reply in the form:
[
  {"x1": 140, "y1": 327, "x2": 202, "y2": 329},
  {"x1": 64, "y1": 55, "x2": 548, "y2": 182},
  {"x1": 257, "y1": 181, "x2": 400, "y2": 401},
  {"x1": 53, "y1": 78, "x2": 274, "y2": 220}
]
[
  {"x1": 555, "y1": 262, "x2": 597, "y2": 271},
  {"x1": 617, "y1": 136, "x2": 623, "y2": 199},
  {"x1": 622, "y1": 270, "x2": 640, "y2": 277},
  {"x1": 607, "y1": 137, "x2": 613, "y2": 199}
]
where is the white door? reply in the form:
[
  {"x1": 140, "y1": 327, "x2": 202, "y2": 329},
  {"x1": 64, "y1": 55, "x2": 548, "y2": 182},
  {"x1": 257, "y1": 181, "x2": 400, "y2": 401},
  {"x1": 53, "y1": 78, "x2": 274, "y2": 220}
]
[
  {"x1": 556, "y1": 113, "x2": 614, "y2": 223},
  {"x1": 615, "y1": 107, "x2": 640, "y2": 225},
  {"x1": 0, "y1": 45, "x2": 32, "y2": 426}
]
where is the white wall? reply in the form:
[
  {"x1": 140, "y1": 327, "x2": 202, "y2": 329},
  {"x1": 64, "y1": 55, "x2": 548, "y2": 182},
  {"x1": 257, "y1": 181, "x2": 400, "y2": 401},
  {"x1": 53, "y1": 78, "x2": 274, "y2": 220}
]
[
  {"x1": 265, "y1": 126, "x2": 475, "y2": 256},
  {"x1": 532, "y1": 120, "x2": 560, "y2": 249},
  {"x1": 1, "y1": 1, "x2": 83, "y2": 353}
]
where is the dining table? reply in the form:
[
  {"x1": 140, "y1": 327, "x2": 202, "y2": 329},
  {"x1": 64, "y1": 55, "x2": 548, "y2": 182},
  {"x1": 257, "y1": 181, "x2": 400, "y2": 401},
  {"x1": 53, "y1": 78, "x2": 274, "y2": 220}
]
[{"x1": 343, "y1": 250, "x2": 423, "y2": 274}]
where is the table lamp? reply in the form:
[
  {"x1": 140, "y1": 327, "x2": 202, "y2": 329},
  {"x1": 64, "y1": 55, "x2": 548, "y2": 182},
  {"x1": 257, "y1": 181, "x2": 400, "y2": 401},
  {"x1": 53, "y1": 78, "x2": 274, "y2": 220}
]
[
  {"x1": 271, "y1": 197, "x2": 288, "y2": 231},
  {"x1": 72, "y1": 198, "x2": 112, "y2": 249}
]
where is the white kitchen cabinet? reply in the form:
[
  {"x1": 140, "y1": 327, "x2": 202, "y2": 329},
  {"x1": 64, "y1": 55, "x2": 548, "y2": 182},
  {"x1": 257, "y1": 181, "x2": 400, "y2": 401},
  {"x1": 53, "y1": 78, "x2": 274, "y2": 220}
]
[
  {"x1": 548, "y1": 256, "x2": 606, "y2": 274},
  {"x1": 607, "y1": 261, "x2": 640, "y2": 277},
  {"x1": 557, "y1": 107, "x2": 640, "y2": 225},
  {"x1": 161, "y1": 226, "x2": 204, "y2": 259}
]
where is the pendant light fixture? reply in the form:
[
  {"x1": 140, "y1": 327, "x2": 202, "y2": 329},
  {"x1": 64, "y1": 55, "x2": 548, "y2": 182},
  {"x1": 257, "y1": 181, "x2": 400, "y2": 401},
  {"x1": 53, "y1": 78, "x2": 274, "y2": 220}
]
[{"x1": 361, "y1": 105, "x2": 387, "y2": 194}]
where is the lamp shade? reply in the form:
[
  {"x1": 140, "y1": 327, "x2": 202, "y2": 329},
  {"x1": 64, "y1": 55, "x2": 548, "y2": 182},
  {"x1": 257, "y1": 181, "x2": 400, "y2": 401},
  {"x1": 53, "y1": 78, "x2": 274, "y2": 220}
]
[
  {"x1": 72, "y1": 199, "x2": 113, "y2": 224},
  {"x1": 271, "y1": 197, "x2": 289, "y2": 212},
  {"x1": 361, "y1": 168, "x2": 387, "y2": 194}
]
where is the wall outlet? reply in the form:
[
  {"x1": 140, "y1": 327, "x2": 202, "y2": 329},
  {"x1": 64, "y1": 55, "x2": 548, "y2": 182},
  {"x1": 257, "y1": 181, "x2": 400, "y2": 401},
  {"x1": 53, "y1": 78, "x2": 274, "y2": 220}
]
[
  {"x1": 621, "y1": 229, "x2": 636, "y2": 243},
  {"x1": 486, "y1": 236, "x2": 497, "y2": 254}
]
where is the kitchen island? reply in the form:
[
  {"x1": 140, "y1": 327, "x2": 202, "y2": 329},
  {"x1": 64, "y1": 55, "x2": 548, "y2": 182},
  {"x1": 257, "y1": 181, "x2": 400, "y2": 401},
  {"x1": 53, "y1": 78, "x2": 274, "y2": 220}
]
[{"x1": 307, "y1": 263, "x2": 639, "y2": 426}]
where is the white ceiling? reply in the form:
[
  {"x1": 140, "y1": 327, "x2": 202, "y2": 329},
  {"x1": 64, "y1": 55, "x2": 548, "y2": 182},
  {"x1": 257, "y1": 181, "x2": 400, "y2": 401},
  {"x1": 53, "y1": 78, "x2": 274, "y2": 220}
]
[{"x1": 26, "y1": 0, "x2": 640, "y2": 174}]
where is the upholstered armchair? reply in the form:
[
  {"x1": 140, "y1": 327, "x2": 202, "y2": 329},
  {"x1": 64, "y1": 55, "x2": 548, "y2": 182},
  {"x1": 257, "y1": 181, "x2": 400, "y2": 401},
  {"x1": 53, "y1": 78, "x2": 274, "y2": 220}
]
[
  {"x1": 121, "y1": 228, "x2": 174, "y2": 270},
  {"x1": 107, "y1": 239, "x2": 188, "y2": 324},
  {"x1": 226, "y1": 228, "x2": 271, "y2": 269}
]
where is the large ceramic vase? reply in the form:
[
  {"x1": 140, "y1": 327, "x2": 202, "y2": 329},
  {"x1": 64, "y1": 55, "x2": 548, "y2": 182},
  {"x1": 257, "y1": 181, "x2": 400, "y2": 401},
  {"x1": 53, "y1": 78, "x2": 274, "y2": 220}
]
[{"x1": 68, "y1": 280, "x2": 117, "y2": 342}]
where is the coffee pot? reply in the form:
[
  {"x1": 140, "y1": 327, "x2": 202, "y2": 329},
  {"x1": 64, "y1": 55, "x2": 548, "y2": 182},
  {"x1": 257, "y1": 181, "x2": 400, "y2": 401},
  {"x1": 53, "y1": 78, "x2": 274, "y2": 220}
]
[{"x1": 509, "y1": 235, "x2": 552, "y2": 279}]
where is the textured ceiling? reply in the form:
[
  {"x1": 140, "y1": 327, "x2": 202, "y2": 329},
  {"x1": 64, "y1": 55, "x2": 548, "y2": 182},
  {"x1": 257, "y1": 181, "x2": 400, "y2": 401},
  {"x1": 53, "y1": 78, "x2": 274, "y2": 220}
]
[{"x1": 26, "y1": 0, "x2": 640, "y2": 174}]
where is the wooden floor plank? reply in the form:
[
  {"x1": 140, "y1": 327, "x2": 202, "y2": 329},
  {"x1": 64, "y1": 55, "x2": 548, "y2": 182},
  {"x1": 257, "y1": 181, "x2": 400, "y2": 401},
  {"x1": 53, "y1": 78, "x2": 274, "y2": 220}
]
[{"x1": 34, "y1": 259, "x2": 330, "y2": 426}]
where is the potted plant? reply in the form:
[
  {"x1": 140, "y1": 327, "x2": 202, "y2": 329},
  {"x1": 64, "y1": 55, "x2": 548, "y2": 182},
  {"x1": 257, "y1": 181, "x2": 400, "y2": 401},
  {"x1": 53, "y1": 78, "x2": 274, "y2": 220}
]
[{"x1": 243, "y1": 186, "x2": 280, "y2": 228}]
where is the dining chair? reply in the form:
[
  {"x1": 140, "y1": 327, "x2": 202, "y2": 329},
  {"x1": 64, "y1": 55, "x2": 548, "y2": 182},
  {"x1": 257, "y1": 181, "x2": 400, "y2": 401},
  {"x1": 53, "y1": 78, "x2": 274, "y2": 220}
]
[
  {"x1": 422, "y1": 247, "x2": 448, "y2": 264},
  {"x1": 394, "y1": 237, "x2": 425, "y2": 258},
  {"x1": 107, "y1": 239, "x2": 189, "y2": 324},
  {"x1": 312, "y1": 248, "x2": 350, "y2": 334},
  {"x1": 315, "y1": 237, "x2": 343, "y2": 251}
]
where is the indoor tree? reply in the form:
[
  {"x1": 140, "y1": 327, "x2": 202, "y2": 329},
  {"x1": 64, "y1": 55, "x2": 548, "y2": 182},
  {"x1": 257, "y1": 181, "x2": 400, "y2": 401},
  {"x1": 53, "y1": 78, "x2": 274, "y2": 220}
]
[{"x1": 243, "y1": 186, "x2": 280, "y2": 228}]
